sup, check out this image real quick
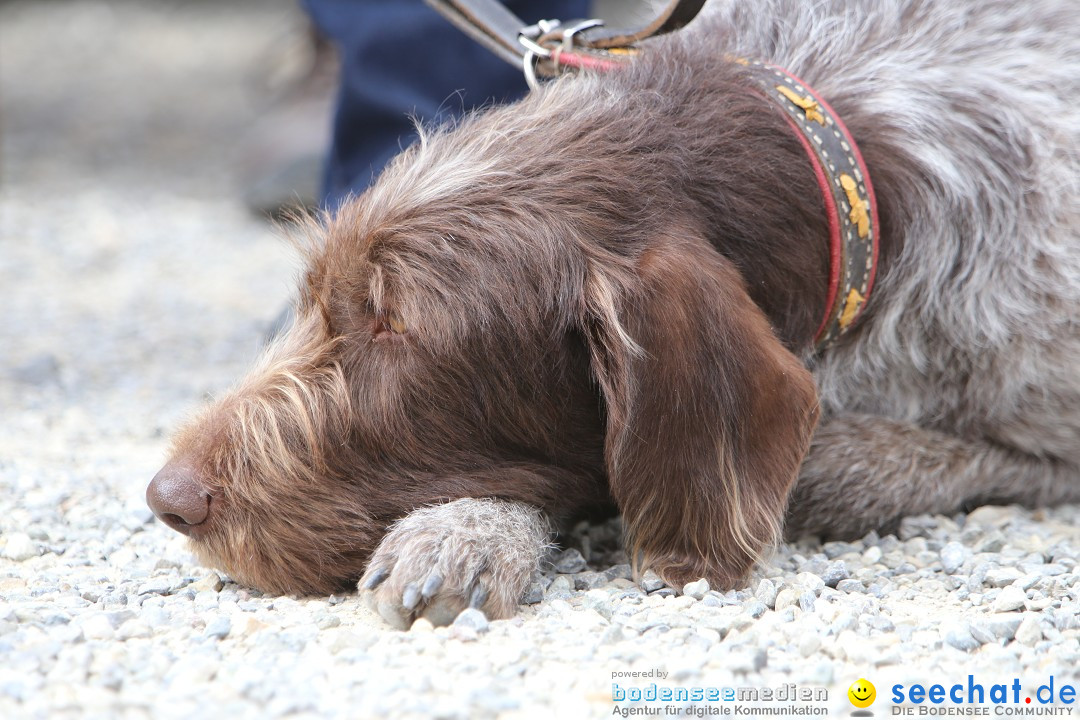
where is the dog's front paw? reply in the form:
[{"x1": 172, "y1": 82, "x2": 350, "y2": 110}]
[{"x1": 358, "y1": 498, "x2": 550, "y2": 629}]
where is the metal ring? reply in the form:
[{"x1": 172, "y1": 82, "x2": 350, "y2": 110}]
[
  {"x1": 518, "y1": 34, "x2": 551, "y2": 59},
  {"x1": 559, "y1": 18, "x2": 604, "y2": 52},
  {"x1": 522, "y1": 49, "x2": 541, "y2": 91},
  {"x1": 518, "y1": 18, "x2": 560, "y2": 58}
]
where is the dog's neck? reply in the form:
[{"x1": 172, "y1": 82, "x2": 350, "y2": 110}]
[
  {"x1": 738, "y1": 60, "x2": 880, "y2": 350},
  {"x1": 593, "y1": 56, "x2": 893, "y2": 353}
]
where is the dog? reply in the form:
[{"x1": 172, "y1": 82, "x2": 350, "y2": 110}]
[{"x1": 147, "y1": 0, "x2": 1080, "y2": 628}]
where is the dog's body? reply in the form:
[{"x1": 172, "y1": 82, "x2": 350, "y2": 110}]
[{"x1": 148, "y1": 0, "x2": 1080, "y2": 627}]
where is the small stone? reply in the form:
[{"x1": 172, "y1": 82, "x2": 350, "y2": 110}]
[
  {"x1": 798, "y1": 591, "x2": 816, "y2": 613},
  {"x1": 798, "y1": 633, "x2": 822, "y2": 657},
  {"x1": 897, "y1": 515, "x2": 937, "y2": 540},
  {"x1": 315, "y1": 613, "x2": 341, "y2": 629},
  {"x1": 552, "y1": 548, "x2": 587, "y2": 574},
  {"x1": 940, "y1": 542, "x2": 968, "y2": 574},
  {"x1": 944, "y1": 623, "x2": 981, "y2": 651},
  {"x1": 78, "y1": 585, "x2": 109, "y2": 603},
  {"x1": 875, "y1": 616, "x2": 898, "y2": 634},
  {"x1": 797, "y1": 557, "x2": 829, "y2": 575},
  {"x1": 977, "y1": 534, "x2": 1006, "y2": 553},
  {"x1": 2, "y1": 533, "x2": 39, "y2": 562},
  {"x1": 794, "y1": 572, "x2": 826, "y2": 596},
  {"x1": 203, "y1": 616, "x2": 231, "y2": 640},
  {"x1": 1014, "y1": 614, "x2": 1042, "y2": 646},
  {"x1": 970, "y1": 613, "x2": 1024, "y2": 643},
  {"x1": 914, "y1": 550, "x2": 939, "y2": 567},
  {"x1": 106, "y1": 609, "x2": 136, "y2": 627},
  {"x1": 12, "y1": 353, "x2": 61, "y2": 386},
  {"x1": 682, "y1": 579, "x2": 710, "y2": 600},
  {"x1": 738, "y1": 599, "x2": 765, "y2": 619},
  {"x1": 881, "y1": 551, "x2": 906, "y2": 569},
  {"x1": 1025, "y1": 596, "x2": 1053, "y2": 612},
  {"x1": 80, "y1": 613, "x2": 114, "y2": 640},
  {"x1": 1015, "y1": 574, "x2": 1041, "y2": 591},
  {"x1": 835, "y1": 579, "x2": 865, "y2": 594},
  {"x1": 193, "y1": 590, "x2": 219, "y2": 611},
  {"x1": 965, "y1": 505, "x2": 1014, "y2": 527},
  {"x1": 545, "y1": 575, "x2": 573, "y2": 599},
  {"x1": 755, "y1": 578, "x2": 778, "y2": 608},
  {"x1": 639, "y1": 570, "x2": 665, "y2": 593},
  {"x1": 582, "y1": 589, "x2": 613, "y2": 620},
  {"x1": 116, "y1": 619, "x2": 153, "y2": 640},
  {"x1": 600, "y1": 624, "x2": 631, "y2": 645},
  {"x1": 410, "y1": 618, "x2": 434, "y2": 633},
  {"x1": 522, "y1": 582, "x2": 545, "y2": 605},
  {"x1": 583, "y1": 587, "x2": 617, "y2": 617},
  {"x1": 137, "y1": 576, "x2": 179, "y2": 596},
  {"x1": 1053, "y1": 609, "x2": 1080, "y2": 631},
  {"x1": 190, "y1": 574, "x2": 224, "y2": 593},
  {"x1": 573, "y1": 571, "x2": 609, "y2": 590},
  {"x1": 449, "y1": 625, "x2": 478, "y2": 642},
  {"x1": 822, "y1": 541, "x2": 859, "y2": 559},
  {"x1": 328, "y1": 630, "x2": 378, "y2": 654},
  {"x1": 604, "y1": 564, "x2": 633, "y2": 581},
  {"x1": 985, "y1": 566, "x2": 1024, "y2": 588},
  {"x1": 650, "y1": 588, "x2": 677, "y2": 599},
  {"x1": 991, "y1": 586, "x2": 1027, "y2": 613},
  {"x1": 830, "y1": 610, "x2": 857, "y2": 634},
  {"x1": 774, "y1": 589, "x2": 799, "y2": 612},
  {"x1": 966, "y1": 562, "x2": 991, "y2": 592},
  {"x1": 728, "y1": 648, "x2": 768, "y2": 674},
  {"x1": 453, "y1": 608, "x2": 489, "y2": 633},
  {"x1": 821, "y1": 562, "x2": 850, "y2": 588},
  {"x1": 863, "y1": 546, "x2": 883, "y2": 564},
  {"x1": 231, "y1": 615, "x2": 266, "y2": 636}
]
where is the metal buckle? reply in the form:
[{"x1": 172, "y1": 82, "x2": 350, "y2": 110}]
[
  {"x1": 518, "y1": 18, "x2": 605, "y2": 90},
  {"x1": 519, "y1": 19, "x2": 559, "y2": 91},
  {"x1": 558, "y1": 18, "x2": 604, "y2": 52}
]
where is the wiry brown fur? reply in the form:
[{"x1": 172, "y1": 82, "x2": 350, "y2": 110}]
[
  {"x1": 152, "y1": 0, "x2": 1080, "y2": 622},
  {"x1": 158, "y1": 48, "x2": 823, "y2": 605}
]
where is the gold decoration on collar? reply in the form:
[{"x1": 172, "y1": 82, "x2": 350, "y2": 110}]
[
  {"x1": 839, "y1": 174, "x2": 871, "y2": 239},
  {"x1": 775, "y1": 85, "x2": 825, "y2": 125},
  {"x1": 839, "y1": 288, "x2": 866, "y2": 330}
]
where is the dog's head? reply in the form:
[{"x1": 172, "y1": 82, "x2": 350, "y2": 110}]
[{"x1": 148, "y1": 76, "x2": 818, "y2": 594}]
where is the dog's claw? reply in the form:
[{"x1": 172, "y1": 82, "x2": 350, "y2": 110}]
[
  {"x1": 401, "y1": 582, "x2": 421, "y2": 610},
  {"x1": 362, "y1": 566, "x2": 389, "y2": 590},
  {"x1": 468, "y1": 583, "x2": 488, "y2": 609},
  {"x1": 421, "y1": 573, "x2": 443, "y2": 601}
]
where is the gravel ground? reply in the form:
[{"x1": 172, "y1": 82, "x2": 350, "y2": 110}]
[{"x1": 2, "y1": 2, "x2": 1079, "y2": 719}]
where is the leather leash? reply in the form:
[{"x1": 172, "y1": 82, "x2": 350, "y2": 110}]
[{"x1": 424, "y1": 0, "x2": 706, "y2": 88}]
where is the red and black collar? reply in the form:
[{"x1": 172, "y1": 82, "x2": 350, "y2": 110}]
[{"x1": 739, "y1": 60, "x2": 880, "y2": 349}]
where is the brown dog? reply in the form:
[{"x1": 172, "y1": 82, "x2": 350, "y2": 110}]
[{"x1": 148, "y1": 0, "x2": 1080, "y2": 628}]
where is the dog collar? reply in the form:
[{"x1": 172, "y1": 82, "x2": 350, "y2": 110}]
[{"x1": 739, "y1": 60, "x2": 880, "y2": 349}]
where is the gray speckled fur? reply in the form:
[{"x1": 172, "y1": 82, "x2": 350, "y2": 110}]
[
  {"x1": 689, "y1": 0, "x2": 1080, "y2": 534},
  {"x1": 360, "y1": 499, "x2": 552, "y2": 628}
]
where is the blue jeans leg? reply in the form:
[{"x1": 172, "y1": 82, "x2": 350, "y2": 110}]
[{"x1": 304, "y1": 0, "x2": 590, "y2": 208}]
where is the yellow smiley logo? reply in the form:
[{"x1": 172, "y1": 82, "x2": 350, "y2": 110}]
[{"x1": 848, "y1": 679, "x2": 876, "y2": 708}]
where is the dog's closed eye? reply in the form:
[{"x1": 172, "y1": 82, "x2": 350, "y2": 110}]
[{"x1": 374, "y1": 311, "x2": 407, "y2": 338}]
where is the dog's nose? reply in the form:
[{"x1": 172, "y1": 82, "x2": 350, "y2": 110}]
[{"x1": 146, "y1": 463, "x2": 210, "y2": 535}]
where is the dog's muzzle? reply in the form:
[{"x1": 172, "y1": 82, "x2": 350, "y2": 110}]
[{"x1": 147, "y1": 462, "x2": 211, "y2": 537}]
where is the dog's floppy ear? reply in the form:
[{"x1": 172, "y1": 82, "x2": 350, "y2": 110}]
[{"x1": 581, "y1": 231, "x2": 819, "y2": 589}]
